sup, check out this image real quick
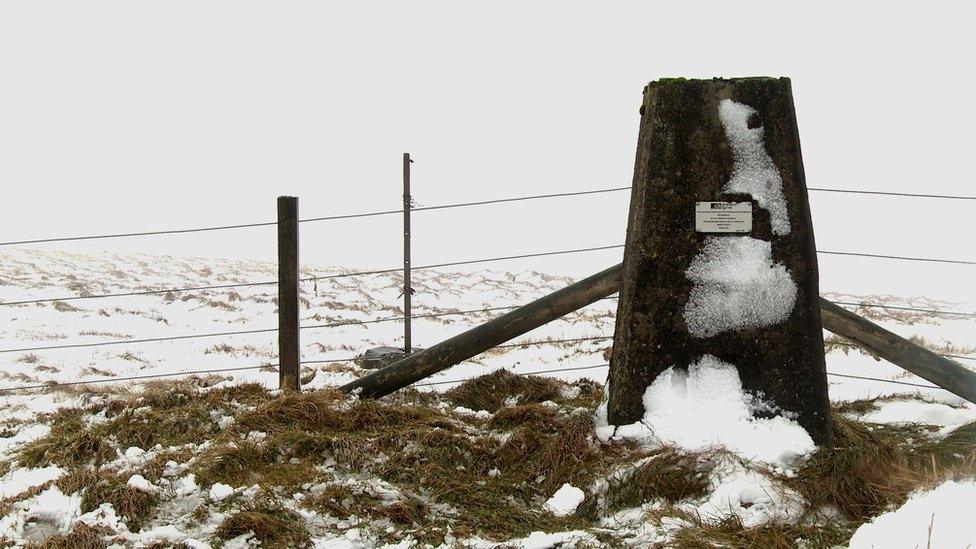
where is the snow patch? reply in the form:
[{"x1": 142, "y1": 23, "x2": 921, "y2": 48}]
[
  {"x1": 597, "y1": 355, "x2": 815, "y2": 470},
  {"x1": 543, "y1": 483, "x2": 585, "y2": 517},
  {"x1": 471, "y1": 529, "x2": 596, "y2": 548},
  {"x1": 0, "y1": 486, "x2": 82, "y2": 541},
  {"x1": 858, "y1": 399, "x2": 976, "y2": 436},
  {"x1": 0, "y1": 424, "x2": 51, "y2": 453},
  {"x1": 0, "y1": 466, "x2": 63, "y2": 498},
  {"x1": 689, "y1": 459, "x2": 805, "y2": 527},
  {"x1": 848, "y1": 479, "x2": 976, "y2": 548},
  {"x1": 684, "y1": 236, "x2": 797, "y2": 338},
  {"x1": 209, "y1": 482, "x2": 235, "y2": 502},
  {"x1": 453, "y1": 406, "x2": 492, "y2": 420},
  {"x1": 718, "y1": 98, "x2": 791, "y2": 235},
  {"x1": 126, "y1": 474, "x2": 159, "y2": 494}
]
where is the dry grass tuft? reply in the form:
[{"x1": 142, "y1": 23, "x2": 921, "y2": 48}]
[
  {"x1": 215, "y1": 500, "x2": 310, "y2": 548},
  {"x1": 786, "y1": 415, "x2": 919, "y2": 520},
  {"x1": 234, "y1": 389, "x2": 448, "y2": 435},
  {"x1": 597, "y1": 449, "x2": 711, "y2": 515},
  {"x1": 57, "y1": 469, "x2": 158, "y2": 531},
  {"x1": 784, "y1": 415, "x2": 976, "y2": 522},
  {"x1": 488, "y1": 403, "x2": 559, "y2": 430},
  {"x1": 302, "y1": 484, "x2": 427, "y2": 526},
  {"x1": 18, "y1": 410, "x2": 115, "y2": 468},
  {"x1": 658, "y1": 510, "x2": 852, "y2": 549},
  {"x1": 495, "y1": 412, "x2": 606, "y2": 494},
  {"x1": 204, "y1": 343, "x2": 236, "y2": 355},
  {"x1": 52, "y1": 301, "x2": 82, "y2": 313},
  {"x1": 444, "y1": 369, "x2": 563, "y2": 412},
  {"x1": 18, "y1": 383, "x2": 274, "y2": 469}
]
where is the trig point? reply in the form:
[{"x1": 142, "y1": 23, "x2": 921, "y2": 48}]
[{"x1": 607, "y1": 77, "x2": 833, "y2": 444}]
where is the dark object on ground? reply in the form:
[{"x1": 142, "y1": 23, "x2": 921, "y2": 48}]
[{"x1": 356, "y1": 346, "x2": 422, "y2": 370}]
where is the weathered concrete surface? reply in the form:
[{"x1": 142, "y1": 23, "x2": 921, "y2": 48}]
[{"x1": 607, "y1": 77, "x2": 833, "y2": 444}]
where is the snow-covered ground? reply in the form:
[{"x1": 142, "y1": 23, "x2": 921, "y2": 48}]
[
  {"x1": 0, "y1": 249, "x2": 615, "y2": 394},
  {"x1": 1, "y1": 249, "x2": 972, "y2": 401},
  {"x1": 0, "y1": 248, "x2": 974, "y2": 547}
]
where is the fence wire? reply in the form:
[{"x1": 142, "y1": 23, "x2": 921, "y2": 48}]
[
  {"x1": 1, "y1": 330, "x2": 960, "y2": 394},
  {"x1": 5, "y1": 183, "x2": 975, "y2": 248},
  {"x1": 1, "y1": 182, "x2": 973, "y2": 397},
  {"x1": 0, "y1": 186, "x2": 633, "y2": 247}
]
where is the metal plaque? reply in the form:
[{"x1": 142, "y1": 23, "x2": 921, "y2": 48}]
[{"x1": 695, "y1": 202, "x2": 752, "y2": 233}]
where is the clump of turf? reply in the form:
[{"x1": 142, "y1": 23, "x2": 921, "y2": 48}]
[
  {"x1": 18, "y1": 383, "x2": 272, "y2": 469},
  {"x1": 57, "y1": 469, "x2": 158, "y2": 531},
  {"x1": 25, "y1": 522, "x2": 109, "y2": 548},
  {"x1": 488, "y1": 403, "x2": 559, "y2": 430},
  {"x1": 18, "y1": 410, "x2": 115, "y2": 468},
  {"x1": 444, "y1": 370, "x2": 563, "y2": 412},
  {"x1": 215, "y1": 499, "x2": 310, "y2": 548},
  {"x1": 784, "y1": 415, "x2": 976, "y2": 521},
  {"x1": 657, "y1": 510, "x2": 853, "y2": 549},
  {"x1": 494, "y1": 412, "x2": 606, "y2": 493},
  {"x1": 588, "y1": 449, "x2": 711, "y2": 518},
  {"x1": 191, "y1": 390, "x2": 457, "y2": 490},
  {"x1": 302, "y1": 483, "x2": 426, "y2": 526},
  {"x1": 911, "y1": 420, "x2": 976, "y2": 475}
]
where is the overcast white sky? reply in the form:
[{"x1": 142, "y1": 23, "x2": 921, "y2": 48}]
[{"x1": 1, "y1": 2, "x2": 974, "y2": 304}]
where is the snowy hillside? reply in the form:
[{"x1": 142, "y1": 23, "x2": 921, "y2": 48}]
[
  {"x1": 0, "y1": 249, "x2": 617, "y2": 393},
  {"x1": 0, "y1": 249, "x2": 974, "y2": 547}
]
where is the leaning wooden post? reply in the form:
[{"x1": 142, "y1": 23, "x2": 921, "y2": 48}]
[
  {"x1": 341, "y1": 264, "x2": 621, "y2": 398},
  {"x1": 608, "y1": 77, "x2": 833, "y2": 444},
  {"x1": 278, "y1": 196, "x2": 301, "y2": 391},
  {"x1": 819, "y1": 299, "x2": 976, "y2": 403}
]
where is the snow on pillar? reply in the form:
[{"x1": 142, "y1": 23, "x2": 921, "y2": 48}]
[{"x1": 607, "y1": 77, "x2": 833, "y2": 444}]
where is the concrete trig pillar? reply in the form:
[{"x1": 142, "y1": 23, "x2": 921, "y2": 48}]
[{"x1": 607, "y1": 77, "x2": 832, "y2": 444}]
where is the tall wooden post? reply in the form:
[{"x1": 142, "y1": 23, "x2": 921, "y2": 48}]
[
  {"x1": 278, "y1": 196, "x2": 300, "y2": 391},
  {"x1": 608, "y1": 78, "x2": 833, "y2": 444},
  {"x1": 403, "y1": 153, "x2": 413, "y2": 354}
]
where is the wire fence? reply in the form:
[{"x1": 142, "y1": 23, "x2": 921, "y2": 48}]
[
  {"x1": 2, "y1": 359, "x2": 945, "y2": 394},
  {"x1": 0, "y1": 182, "x2": 973, "y2": 396}
]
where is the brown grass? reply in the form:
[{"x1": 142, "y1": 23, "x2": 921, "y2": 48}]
[
  {"x1": 52, "y1": 301, "x2": 82, "y2": 313},
  {"x1": 302, "y1": 484, "x2": 427, "y2": 526},
  {"x1": 488, "y1": 403, "x2": 559, "y2": 429},
  {"x1": 9, "y1": 374, "x2": 971, "y2": 547},
  {"x1": 655, "y1": 509, "x2": 852, "y2": 549},
  {"x1": 596, "y1": 449, "x2": 712, "y2": 516},
  {"x1": 215, "y1": 500, "x2": 310, "y2": 548},
  {"x1": 783, "y1": 415, "x2": 976, "y2": 522},
  {"x1": 444, "y1": 369, "x2": 563, "y2": 412},
  {"x1": 57, "y1": 469, "x2": 158, "y2": 531},
  {"x1": 78, "y1": 331, "x2": 132, "y2": 339},
  {"x1": 18, "y1": 383, "x2": 272, "y2": 469}
]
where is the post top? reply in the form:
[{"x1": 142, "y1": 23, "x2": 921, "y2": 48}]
[{"x1": 645, "y1": 76, "x2": 790, "y2": 91}]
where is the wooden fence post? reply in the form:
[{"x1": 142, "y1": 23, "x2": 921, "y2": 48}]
[
  {"x1": 278, "y1": 196, "x2": 301, "y2": 391},
  {"x1": 403, "y1": 153, "x2": 413, "y2": 354}
]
